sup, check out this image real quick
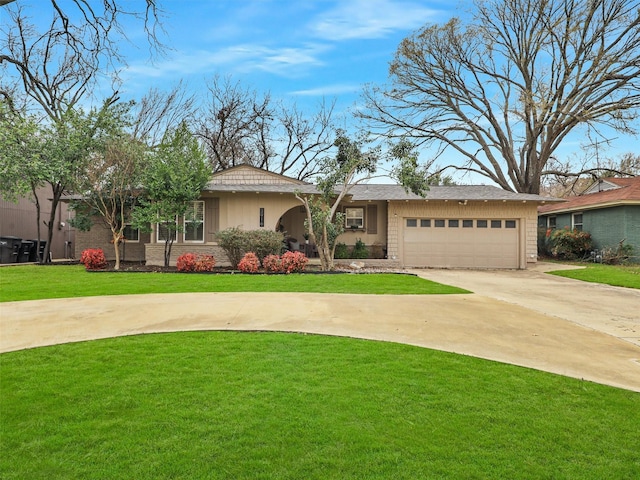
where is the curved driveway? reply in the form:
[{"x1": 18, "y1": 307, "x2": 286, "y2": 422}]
[{"x1": 1, "y1": 263, "x2": 639, "y2": 392}]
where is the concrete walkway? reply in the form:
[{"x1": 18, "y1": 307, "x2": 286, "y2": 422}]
[{"x1": 1, "y1": 265, "x2": 639, "y2": 392}]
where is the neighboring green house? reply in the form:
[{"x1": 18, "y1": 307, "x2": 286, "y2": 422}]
[{"x1": 538, "y1": 177, "x2": 640, "y2": 259}]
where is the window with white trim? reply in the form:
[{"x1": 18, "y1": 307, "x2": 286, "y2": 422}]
[
  {"x1": 547, "y1": 216, "x2": 556, "y2": 229},
  {"x1": 184, "y1": 201, "x2": 205, "y2": 242},
  {"x1": 157, "y1": 217, "x2": 177, "y2": 242},
  {"x1": 345, "y1": 207, "x2": 364, "y2": 229},
  {"x1": 572, "y1": 213, "x2": 583, "y2": 231}
]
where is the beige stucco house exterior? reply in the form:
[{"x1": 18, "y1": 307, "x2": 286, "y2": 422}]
[{"x1": 74, "y1": 165, "x2": 558, "y2": 269}]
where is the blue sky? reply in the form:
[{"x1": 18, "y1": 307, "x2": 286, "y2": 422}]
[
  {"x1": 116, "y1": 0, "x2": 452, "y2": 116},
  {"x1": 3, "y1": 0, "x2": 637, "y2": 185}
]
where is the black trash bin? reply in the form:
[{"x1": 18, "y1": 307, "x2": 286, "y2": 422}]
[
  {"x1": 0, "y1": 236, "x2": 22, "y2": 264},
  {"x1": 18, "y1": 241, "x2": 34, "y2": 263},
  {"x1": 28, "y1": 240, "x2": 47, "y2": 262}
]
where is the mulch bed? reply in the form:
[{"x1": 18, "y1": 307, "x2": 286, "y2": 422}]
[{"x1": 77, "y1": 261, "x2": 408, "y2": 275}]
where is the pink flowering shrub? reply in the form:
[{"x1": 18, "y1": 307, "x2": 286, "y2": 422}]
[
  {"x1": 177, "y1": 253, "x2": 216, "y2": 272},
  {"x1": 281, "y1": 251, "x2": 308, "y2": 273},
  {"x1": 194, "y1": 254, "x2": 216, "y2": 272},
  {"x1": 176, "y1": 253, "x2": 198, "y2": 272},
  {"x1": 80, "y1": 248, "x2": 107, "y2": 270},
  {"x1": 237, "y1": 252, "x2": 260, "y2": 273},
  {"x1": 262, "y1": 254, "x2": 282, "y2": 273}
]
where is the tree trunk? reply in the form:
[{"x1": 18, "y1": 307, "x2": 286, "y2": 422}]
[
  {"x1": 30, "y1": 183, "x2": 43, "y2": 264},
  {"x1": 164, "y1": 238, "x2": 174, "y2": 268},
  {"x1": 43, "y1": 185, "x2": 63, "y2": 264},
  {"x1": 112, "y1": 231, "x2": 121, "y2": 270}
]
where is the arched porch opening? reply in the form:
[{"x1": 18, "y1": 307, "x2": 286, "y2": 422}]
[{"x1": 277, "y1": 204, "x2": 317, "y2": 257}]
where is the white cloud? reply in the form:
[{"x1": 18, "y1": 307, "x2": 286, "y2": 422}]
[
  {"x1": 291, "y1": 84, "x2": 361, "y2": 96},
  {"x1": 123, "y1": 43, "x2": 330, "y2": 80},
  {"x1": 310, "y1": 0, "x2": 441, "y2": 41}
]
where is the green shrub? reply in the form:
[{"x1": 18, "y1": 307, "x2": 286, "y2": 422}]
[
  {"x1": 334, "y1": 242, "x2": 350, "y2": 259},
  {"x1": 351, "y1": 238, "x2": 369, "y2": 259},
  {"x1": 549, "y1": 228, "x2": 593, "y2": 260},
  {"x1": 216, "y1": 228, "x2": 284, "y2": 268},
  {"x1": 216, "y1": 227, "x2": 246, "y2": 268},
  {"x1": 245, "y1": 230, "x2": 285, "y2": 263}
]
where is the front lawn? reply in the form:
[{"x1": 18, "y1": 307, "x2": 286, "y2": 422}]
[
  {"x1": 1, "y1": 332, "x2": 638, "y2": 479},
  {"x1": 548, "y1": 263, "x2": 640, "y2": 289},
  {"x1": 0, "y1": 265, "x2": 468, "y2": 302}
]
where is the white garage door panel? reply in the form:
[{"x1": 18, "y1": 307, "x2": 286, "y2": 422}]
[{"x1": 403, "y1": 219, "x2": 519, "y2": 268}]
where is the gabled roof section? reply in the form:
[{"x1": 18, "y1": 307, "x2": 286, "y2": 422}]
[
  {"x1": 539, "y1": 177, "x2": 640, "y2": 214},
  {"x1": 207, "y1": 165, "x2": 307, "y2": 187}
]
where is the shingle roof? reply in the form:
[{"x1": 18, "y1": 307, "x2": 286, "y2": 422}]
[
  {"x1": 538, "y1": 177, "x2": 640, "y2": 214},
  {"x1": 347, "y1": 184, "x2": 557, "y2": 202},
  {"x1": 204, "y1": 181, "x2": 559, "y2": 203}
]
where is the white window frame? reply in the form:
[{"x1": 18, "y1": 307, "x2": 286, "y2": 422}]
[
  {"x1": 157, "y1": 217, "x2": 178, "y2": 243},
  {"x1": 547, "y1": 216, "x2": 556, "y2": 229},
  {"x1": 572, "y1": 213, "x2": 583, "y2": 231},
  {"x1": 184, "y1": 201, "x2": 205, "y2": 243},
  {"x1": 345, "y1": 207, "x2": 364, "y2": 229}
]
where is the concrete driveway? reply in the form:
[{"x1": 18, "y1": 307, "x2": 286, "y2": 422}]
[
  {"x1": 412, "y1": 263, "x2": 640, "y2": 347},
  {"x1": 1, "y1": 263, "x2": 639, "y2": 392}
]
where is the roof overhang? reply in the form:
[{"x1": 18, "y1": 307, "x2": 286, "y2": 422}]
[{"x1": 539, "y1": 200, "x2": 640, "y2": 215}]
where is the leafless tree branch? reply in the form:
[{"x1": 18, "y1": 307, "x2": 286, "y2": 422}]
[
  {"x1": 359, "y1": 0, "x2": 640, "y2": 193},
  {"x1": 197, "y1": 75, "x2": 337, "y2": 180}
]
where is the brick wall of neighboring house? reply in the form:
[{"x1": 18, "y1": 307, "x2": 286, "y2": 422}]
[
  {"x1": 582, "y1": 207, "x2": 627, "y2": 249},
  {"x1": 543, "y1": 206, "x2": 640, "y2": 254}
]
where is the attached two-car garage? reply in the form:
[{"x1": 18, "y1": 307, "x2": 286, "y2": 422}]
[{"x1": 403, "y1": 217, "x2": 520, "y2": 269}]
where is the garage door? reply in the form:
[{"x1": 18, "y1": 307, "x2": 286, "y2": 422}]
[{"x1": 403, "y1": 218, "x2": 519, "y2": 268}]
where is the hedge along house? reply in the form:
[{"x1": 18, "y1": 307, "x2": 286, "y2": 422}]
[
  {"x1": 538, "y1": 177, "x2": 640, "y2": 258},
  {"x1": 74, "y1": 165, "x2": 559, "y2": 269}
]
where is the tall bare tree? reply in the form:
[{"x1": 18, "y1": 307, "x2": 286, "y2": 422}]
[
  {"x1": 131, "y1": 83, "x2": 197, "y2": 147},
  {"x1": 198, "y1": 75, "x2": 337, "y2": 181},
  {"x1": 360, "y1": 0, "x2": 640, "y2": 194},
  {"x1": 542, "y1": 152, "x2": 640, "y2": 196}
]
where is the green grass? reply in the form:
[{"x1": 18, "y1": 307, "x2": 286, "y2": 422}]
[
  {"x1": 548, "y1": 263, "x2": 640, "y2": 289},
  {"x1": 0, "y1": 265, "x2": 468, "y2": 302},
  {"x1": 1, "y1": 332, "x2": 638, "y2": 479}
]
